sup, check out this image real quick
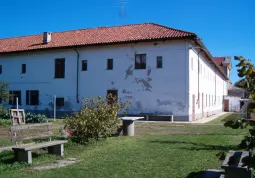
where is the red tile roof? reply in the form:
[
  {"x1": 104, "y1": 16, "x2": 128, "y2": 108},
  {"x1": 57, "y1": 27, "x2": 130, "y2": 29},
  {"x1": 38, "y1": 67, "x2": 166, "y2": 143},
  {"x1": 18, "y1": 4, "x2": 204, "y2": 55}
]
[
  {"x1": 214, "y1": 57, "x2": 225, "y2": 71},
  {"x1": 214, "y1": 57, "x2": 225, "y2": 66},
  {"x1": 0, "y1": 23, "x2": 197, "y2": 54}
]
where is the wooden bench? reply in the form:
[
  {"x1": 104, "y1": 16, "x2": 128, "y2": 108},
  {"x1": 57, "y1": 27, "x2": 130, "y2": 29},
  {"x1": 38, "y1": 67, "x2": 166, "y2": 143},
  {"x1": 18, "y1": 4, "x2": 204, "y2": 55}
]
[
  {"x1": 11, "y1": 123, "x2": 68, "y2": 164},
  {"x1": 221, "y1": 151, "x2": 253, "y2": 178}
]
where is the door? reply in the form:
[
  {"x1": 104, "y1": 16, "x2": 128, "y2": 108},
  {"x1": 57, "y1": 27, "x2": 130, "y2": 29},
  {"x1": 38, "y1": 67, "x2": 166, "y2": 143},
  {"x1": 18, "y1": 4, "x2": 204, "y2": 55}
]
[
  {"x1": 202, "y1": 93, "x2": 204, "y2": 117},
  {"x1": 224, "y1": 99, "x2": 229, "y2": 112},
  {"x1": 107, "y1": 90, "x2": 118, "y2": 104},
  {"x1": 192, "y1": 95, "x2": 195, "y2": 121}
]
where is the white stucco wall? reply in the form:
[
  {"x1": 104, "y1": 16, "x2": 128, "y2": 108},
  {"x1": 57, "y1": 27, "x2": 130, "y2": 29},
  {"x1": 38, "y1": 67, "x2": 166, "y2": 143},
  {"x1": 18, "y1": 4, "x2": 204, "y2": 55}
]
[
  {"x1": 224, "y1": 96, "x2": 241, "y2": 112},
  {"x1": 188, "y1": 45, "x2": 228, "y2": 120},
  {"x1": 0, "y1": 40, "x2": 191, "y2": 120}
]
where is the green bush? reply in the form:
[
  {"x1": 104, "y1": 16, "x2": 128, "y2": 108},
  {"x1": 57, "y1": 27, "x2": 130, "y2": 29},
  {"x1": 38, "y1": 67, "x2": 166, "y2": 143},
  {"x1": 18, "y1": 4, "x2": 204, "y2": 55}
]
[
  {"x1": 64, "y1": 96, "x2": 130, "y2": 144},
  {"x1": 0, "y1": 104, "x2": 48, "y2": 123},
  {"x1": 25, "y1": 112, "x2": 48, "y2": 123},
  {"x1": 0, "y1": 119, "x2": 11, "y2": 126},
  {"x1": 0, "y1": 105, "x2": 10, "y2": 119}
]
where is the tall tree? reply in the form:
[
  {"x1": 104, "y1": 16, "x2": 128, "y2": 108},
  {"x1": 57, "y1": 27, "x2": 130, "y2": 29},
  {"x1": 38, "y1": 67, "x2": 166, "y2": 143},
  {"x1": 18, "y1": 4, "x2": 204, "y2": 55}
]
[{"x1": 234, "y1": 56, "x2": 255, "y2": 99}]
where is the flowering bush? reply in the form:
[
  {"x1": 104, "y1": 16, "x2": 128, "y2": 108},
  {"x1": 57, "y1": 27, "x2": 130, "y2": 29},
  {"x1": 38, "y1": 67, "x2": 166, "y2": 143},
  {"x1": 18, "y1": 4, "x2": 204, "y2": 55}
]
[{"x1": 64, "y1": 95, "x2": 130, "y2": 144}]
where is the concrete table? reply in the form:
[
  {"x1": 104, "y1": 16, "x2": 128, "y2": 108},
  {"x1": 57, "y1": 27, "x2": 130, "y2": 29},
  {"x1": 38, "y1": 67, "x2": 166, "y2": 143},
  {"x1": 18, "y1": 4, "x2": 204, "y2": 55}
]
[{"x1": 120, "y1": 117, "x2": 144, "y2": 136}]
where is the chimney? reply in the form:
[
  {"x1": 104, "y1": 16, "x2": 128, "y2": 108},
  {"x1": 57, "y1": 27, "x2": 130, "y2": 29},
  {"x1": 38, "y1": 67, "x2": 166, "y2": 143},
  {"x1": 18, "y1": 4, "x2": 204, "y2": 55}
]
[{"x1": 43, "y1": 32, "x2": 52, "y2": 44}]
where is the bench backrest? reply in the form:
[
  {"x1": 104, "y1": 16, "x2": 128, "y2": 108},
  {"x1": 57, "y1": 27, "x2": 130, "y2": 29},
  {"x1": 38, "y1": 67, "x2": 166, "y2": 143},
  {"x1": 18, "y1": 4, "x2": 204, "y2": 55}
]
[{"x1": 11, "y1": 123, "x2": 53, "y2": 143}]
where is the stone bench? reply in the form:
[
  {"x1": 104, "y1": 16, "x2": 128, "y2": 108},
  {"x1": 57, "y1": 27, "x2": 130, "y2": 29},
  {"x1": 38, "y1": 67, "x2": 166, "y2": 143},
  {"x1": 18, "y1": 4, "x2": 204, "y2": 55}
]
[
  {"x1": 11, "y1": 123, "x2": 68, "y2": 164},
  {"x1": 140, "y1": 113, "x2": 174, "y2": 122},
  {"x1": 221, "y1": 151, "x2": 253, "y2": 178},
  {"x1": 120, "y1": 117, "x2": 144, "y2": 136}
]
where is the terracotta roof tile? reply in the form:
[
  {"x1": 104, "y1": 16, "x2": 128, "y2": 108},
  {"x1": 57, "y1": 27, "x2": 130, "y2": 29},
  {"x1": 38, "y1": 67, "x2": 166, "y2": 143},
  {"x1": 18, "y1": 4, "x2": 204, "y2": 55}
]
[{"x1": 0, "y1": 23, "x2": 196, "y2": 54}]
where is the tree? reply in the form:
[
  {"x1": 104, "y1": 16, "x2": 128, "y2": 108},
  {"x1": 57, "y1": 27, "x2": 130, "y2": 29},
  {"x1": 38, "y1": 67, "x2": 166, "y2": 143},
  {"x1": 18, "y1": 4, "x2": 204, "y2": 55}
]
[
  {"x1": 234, "y1": 79, "x2": 250, "y2": 98},
  {"x1": 0, "y1": 81, "x2": 12, "y2": 103},
  {"x1": 234, "y1": 56, "x2": 255, "y2": 99},
  {"x1": 222, "y1": 56, "x2": 255, "y2": 168}
]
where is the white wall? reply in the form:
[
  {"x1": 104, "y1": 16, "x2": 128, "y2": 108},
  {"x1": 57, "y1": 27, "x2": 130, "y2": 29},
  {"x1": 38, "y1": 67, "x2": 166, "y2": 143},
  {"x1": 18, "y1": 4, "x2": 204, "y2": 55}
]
[
  {"x1": 0, "y1": 40, "x2": 191, "y2": 119},
  {"x1": 189, "y1": 45, "x2": 228, "y2": 120},
  {"x1": 224, "y1": 96, "x2": 241, "y2": 112}
]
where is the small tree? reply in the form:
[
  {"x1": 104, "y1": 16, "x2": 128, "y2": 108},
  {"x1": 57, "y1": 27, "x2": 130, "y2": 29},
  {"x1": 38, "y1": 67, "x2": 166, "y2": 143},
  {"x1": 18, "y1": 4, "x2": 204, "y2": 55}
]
[
  {"x1": 0, "y1": 80, "x2": 12, "y2": 103},
  {"x1": 223, "y1": 56, "x2": 255, "y2": 168},
  {"x1": 64, "y1": 95, "x2": 130, "y2": 144},
  {"x1": 234, "y1": 56, "x2": 255, "y2": 99}
]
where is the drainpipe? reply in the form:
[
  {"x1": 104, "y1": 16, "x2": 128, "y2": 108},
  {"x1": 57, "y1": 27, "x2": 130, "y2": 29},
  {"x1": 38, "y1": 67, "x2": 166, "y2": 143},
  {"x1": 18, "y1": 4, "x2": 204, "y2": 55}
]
[
  {"x1": 74, "y1": 48, "x2": 80, "y2": 103},
  {"x1": 215, "y1": 66, "x2": 216, "y2": 105},
  {"x1": 197, "y1": 50, "x2": 201, "y2": 105}
]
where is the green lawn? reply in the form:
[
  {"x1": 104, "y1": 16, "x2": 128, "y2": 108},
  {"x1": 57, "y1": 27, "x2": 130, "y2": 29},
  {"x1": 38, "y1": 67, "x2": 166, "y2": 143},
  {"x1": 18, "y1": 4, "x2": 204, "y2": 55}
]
[
  {"x1": 0, "y1": 114, "x2": 248, "y2": 178},
  {"x1": 208, "y1": 113, "x2": 241, "y2": 125}
]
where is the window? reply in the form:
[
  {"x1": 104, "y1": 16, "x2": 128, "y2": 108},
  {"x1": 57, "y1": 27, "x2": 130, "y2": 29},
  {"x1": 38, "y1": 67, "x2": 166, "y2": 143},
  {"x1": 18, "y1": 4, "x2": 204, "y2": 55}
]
[
  {"x1": 191, "y1": 58, "x2": 193, "y2": 70},
  {"x1": 156, "y1": 56, "x2": 163, "y2": 68},
  {"x1": 107, "y1": 90, "x2": 118, "y2": 105},
  {"x1": 135, "y1": 54, "x2": 146, "y2": 69},
  {"x1": 82, "y1": 60, "x2": 87, "y2": 71},
  {"x1": 206, "y1": 94, "x2": 207, "y2": 107},
  {"x1": 26, "y1": 90, "x2": 39, "y2": 105},
  {"x1": 55, "y1": 58, "x2": 65, "y2": 78},
  {"x1": 107, "y1": 59, "x2": 113, "y2": 70},
  {"x1": 0, "y1": 65, "x2": 2, "y2": 74},
  {"x1": 9, "y1": 91, "x2": 21, "y2": 105},
  {"x1": 209, "y1": 95, "x2": 210, "y2": 107},
  {"x1": 56, "y1": 98, "x2": 65, "y2": 106},
  {"x1": 198, "y1": 93, "x2": 200, "y2": 108},
  {"x1": 21, "y1": 64, "x2": 26, "y2": 74}
]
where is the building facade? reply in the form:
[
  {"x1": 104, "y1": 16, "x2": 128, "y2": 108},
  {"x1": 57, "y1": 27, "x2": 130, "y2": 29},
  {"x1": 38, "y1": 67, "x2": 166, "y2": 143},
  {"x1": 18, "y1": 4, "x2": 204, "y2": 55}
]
[{"x1": 0, "y1": 23, "x2": 230, "y2": 121}]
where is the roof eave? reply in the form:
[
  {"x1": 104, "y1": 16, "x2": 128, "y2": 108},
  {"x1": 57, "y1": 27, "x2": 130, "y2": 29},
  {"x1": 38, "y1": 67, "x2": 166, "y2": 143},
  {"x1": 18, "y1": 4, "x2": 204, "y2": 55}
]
[
  {"x1": 194, "y1": 39, "x2": 229, "y2": 80},
  {"x1": 0, "y1": 36, "x2": 196, "y2": 55}
]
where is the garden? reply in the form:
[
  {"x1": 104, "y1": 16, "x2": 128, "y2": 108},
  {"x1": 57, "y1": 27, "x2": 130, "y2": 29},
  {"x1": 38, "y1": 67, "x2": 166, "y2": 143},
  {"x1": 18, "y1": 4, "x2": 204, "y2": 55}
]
[{"x1": 0, "y1": 111, "x2": 247, "y2": 178}]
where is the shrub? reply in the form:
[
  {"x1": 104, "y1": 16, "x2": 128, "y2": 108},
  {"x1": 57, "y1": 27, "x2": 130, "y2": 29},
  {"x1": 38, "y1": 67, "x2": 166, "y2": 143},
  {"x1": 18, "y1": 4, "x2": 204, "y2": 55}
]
[
  {"x1": 0, "y1": 105, "x2": 10, "y2": 120},
  {"x1": 0, "y1": 119, "x2": 11, "y2": 126},
  {"x1": 64, "y1": 95, "x2": 130, "y2": 144},
  {"x1": 25, "y1": 112, "x2": 48, "y2": 123}
]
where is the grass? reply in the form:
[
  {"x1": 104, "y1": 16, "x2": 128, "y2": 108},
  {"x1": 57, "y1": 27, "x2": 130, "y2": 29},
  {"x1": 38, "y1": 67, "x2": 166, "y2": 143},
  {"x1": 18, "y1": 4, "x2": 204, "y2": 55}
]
[
  {"x1": 208, "y1": 113, "x2": 241, "y2": 125},
  {"x1": 0, "y1": 114, "x2": 248, "y2": 178},
  {"x1": 0, "y1": 119, "x2": 11, "y2": 126}
]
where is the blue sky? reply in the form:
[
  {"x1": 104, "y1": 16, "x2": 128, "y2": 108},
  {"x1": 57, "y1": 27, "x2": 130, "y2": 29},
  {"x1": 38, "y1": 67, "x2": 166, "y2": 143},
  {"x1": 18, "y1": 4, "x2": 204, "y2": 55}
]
[{"x1": 0, "y1": 0, "x2": 254, "y2": 83}]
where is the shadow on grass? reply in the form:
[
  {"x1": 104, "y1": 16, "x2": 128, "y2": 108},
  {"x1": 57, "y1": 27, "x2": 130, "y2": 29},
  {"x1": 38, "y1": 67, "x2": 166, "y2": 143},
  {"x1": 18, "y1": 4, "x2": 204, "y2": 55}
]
[
  {"x1": 221, "y1": 113, "x2": 241, "y2": 123},
  {"x1": 0, "y1": 150, "x2": 47, "y2": 165},
  {"x1": 186, "y1": 171, "x2": 203, "y2": 178},
  {"x1": 186, "y1": 170, "x2": 223, "y2": 178},
  {"x1": 149, "y1": 140, "x2": 237, "y2": 151}
]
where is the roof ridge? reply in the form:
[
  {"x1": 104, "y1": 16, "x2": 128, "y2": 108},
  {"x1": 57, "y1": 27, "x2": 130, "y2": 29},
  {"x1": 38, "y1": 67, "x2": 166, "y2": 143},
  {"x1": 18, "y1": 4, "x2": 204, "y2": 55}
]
[
  {"x1": 0, "y1": 23, "x2": 150, "y2": 40},
  {"x1": 0, "y1": 22, "x2": 196, "y2": 41},
  {"x1": 149, "y1": 23, "x2": 197, "y2": 36}
]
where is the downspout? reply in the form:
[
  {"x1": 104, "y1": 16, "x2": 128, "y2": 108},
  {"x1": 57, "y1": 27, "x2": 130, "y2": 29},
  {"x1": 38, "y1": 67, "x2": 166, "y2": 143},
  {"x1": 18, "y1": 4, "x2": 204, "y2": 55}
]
[
  {"x1": 74, "y1": 48, "x2": 80, "y2": 103},
  {"x1": 197, "y1": 50, "x2": 201, "y2": 106},
  {"x1": 215, "y1": 66, "x2": 216, "y2": 105}
]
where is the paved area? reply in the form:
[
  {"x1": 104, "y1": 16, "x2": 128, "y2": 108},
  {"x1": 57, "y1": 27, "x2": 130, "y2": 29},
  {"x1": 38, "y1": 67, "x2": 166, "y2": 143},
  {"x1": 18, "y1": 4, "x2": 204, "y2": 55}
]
[
  {"x1": 32, "y1": 158, "x2": 80, "y2": 171},
  {"x1": 0, "y1": 146, "x2": 12, "y2": 152},
  {"x1": 192, "y1": 112, "x2": 229, "y2": 124},
  {"x1": 136, "y1": 112, "x2": 229, "y2": 124}
]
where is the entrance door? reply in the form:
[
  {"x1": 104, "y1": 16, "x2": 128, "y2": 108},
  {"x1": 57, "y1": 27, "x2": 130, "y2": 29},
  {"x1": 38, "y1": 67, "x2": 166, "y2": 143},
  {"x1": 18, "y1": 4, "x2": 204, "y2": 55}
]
[
  {"x1": 107, "y1": 90, "x2": 118, "y2": 104},
  {"x1": 202, "y1": 93, "x2": 204, "y2": 118},
  {"x1": 224, "y1": 99, "x2": 229, "y2": 112},
  {"x1": 192, "y1": 95, "x2": 195, "y2": 121}
]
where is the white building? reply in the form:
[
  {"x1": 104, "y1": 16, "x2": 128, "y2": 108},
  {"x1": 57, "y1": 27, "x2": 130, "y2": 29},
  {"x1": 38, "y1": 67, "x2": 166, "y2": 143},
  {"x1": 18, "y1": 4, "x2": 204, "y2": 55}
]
[{"x1": 0, "y1": 23, "x2": 230, "y2": 121}]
